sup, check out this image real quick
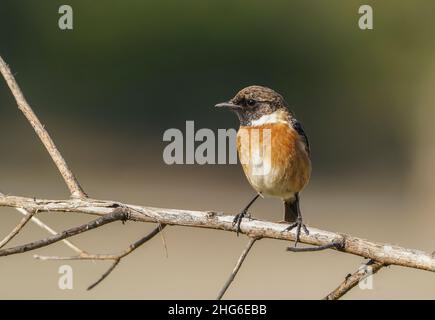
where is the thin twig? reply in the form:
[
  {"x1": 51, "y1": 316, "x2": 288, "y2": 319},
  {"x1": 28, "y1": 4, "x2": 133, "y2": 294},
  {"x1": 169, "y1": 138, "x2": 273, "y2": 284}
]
[
  {"x1": 0, "y1": 207, "x2": 36, "y2": 249},
  {"x1": 286, "y1": 240, "x2": 342, "y2": 252},
  {"x1": 0, "y1": 55, "x2": 86, "y2": 198},
  {"x1": 0, "y1": 192, "x2": 85, "y2": 254},
  {"x1": 87, "y1": 260, "x2": 120, "y2": 291},
  {"x1": 34, "y1": 224, "x2": 165, "y2": 261},
  {"x1": 0, "y1": 208, "x2": 129, "y2": 257},
  {"x1": 323, "y1": 260, "x2": 384, "y2": 300},
  {"x1": 23, "y1": 212, "x2": 86, "y2": 254},
  {"x1": 217, "y1": 237, "x2": 257, "y2": 300},
  {"x1": 33, "y1": 224, "x2": 165, "y2": 290},
  {"x1": 87, "y1": 224, "x2": 165, "y2": 290}
]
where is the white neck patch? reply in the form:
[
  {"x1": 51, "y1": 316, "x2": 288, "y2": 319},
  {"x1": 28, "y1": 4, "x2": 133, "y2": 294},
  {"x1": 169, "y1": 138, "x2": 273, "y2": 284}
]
[{"x1": 250, "y1": 110, "x2": 289, "y2": 126}]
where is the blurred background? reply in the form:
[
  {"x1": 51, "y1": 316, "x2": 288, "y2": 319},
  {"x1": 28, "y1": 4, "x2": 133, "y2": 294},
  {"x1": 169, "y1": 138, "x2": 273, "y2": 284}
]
[{"x1": 0, "y1": 0, "x2": 434, "y2": 299}]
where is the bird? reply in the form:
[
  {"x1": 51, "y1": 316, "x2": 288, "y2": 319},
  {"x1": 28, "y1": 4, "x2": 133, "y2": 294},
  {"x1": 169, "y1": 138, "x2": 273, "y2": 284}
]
[{"x1": 215, "y1": 85, "x2": 312, "y2": 247}]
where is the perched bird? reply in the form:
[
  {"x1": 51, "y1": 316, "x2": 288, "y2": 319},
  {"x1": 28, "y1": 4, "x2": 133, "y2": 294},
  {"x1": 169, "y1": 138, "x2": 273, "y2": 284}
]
[{"x1": 215, "y1": 85, "x2": 312, "y2": 246}]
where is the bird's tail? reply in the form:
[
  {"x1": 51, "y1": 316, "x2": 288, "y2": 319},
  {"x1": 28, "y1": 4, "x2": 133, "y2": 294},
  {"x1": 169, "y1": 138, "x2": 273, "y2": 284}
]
[{"x1": 284, "y1": 196, "x2": 299, "y2": 223}]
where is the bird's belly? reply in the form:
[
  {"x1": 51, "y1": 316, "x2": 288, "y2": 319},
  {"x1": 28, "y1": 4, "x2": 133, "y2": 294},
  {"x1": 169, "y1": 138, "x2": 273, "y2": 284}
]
[
  {"x1": 238, "y1": 124, "x2": 311, "y2": 200},
  {"x1": 246, "y1": 165, "x2": 296, "y2": 199}
]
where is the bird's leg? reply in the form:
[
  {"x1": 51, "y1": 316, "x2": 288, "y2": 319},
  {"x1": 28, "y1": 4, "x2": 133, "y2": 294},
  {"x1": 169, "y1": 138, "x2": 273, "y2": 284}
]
[
  {"x1": 282, "y1": 195, "x2": 345, "y2": 252},
  {"x1": 233, "y1": 194, "x2": 260, "y2": 236},
  {"x1": 283, "y1": 194, "x2": 309, "y2": 247}
]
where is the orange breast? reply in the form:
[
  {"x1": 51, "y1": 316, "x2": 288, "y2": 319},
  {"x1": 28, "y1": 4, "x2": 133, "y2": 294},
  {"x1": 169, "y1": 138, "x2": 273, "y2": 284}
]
[{"x1": 237, "y1": 123, "x2": 311, "y2": 199}]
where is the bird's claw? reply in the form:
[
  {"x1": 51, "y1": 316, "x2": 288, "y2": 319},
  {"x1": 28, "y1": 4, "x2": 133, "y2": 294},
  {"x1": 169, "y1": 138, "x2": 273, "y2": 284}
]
[
  {"x1": 283, "y1": 218, "x2": 309, "y2": 247},
  {"x1": 233, "y1": 210, "x2": 248, "y2": 236}
]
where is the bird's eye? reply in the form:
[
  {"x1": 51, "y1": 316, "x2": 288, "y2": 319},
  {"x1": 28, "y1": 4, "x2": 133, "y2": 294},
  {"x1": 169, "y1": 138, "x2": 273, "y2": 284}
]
[{"x1": 246, "y1": 99, "x2": 256, "y2": 107}]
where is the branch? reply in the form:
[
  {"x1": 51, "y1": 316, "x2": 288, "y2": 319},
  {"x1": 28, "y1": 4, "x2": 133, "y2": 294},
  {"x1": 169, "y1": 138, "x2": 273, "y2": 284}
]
[
  {"x1": 0, "y1": 54, "x2": 88, "y2": 255},
  {"x1": 0, "y1": 191, "x2": 86, "y2": 254},
  {"x1": 0, "y1": 195, "x2": 434, "y2": 273},
  {"x1": 0, "y1": 206, "x2": 36, "y2": 249},
  {"x1": 87, "y1": 224, "x2": 165, "y2": 290},
  {"x1": 323, "y1": 260, "x2": 384, "y2": 300},
  {"x1": 23, "y1": 213, "x2": 86, "y2": 255},
  {"x1": 0, "y1": 207, "x2": 129, "y2": 257},
  {"x1": 89, "y1": 260, "x2": 120, "y2": 291},
  {"x1": 0, "y1": 56, "x2": 86, "y2": 198},
  {"x1": 217, "y1": 237, "x2": 257, "y2": 300},
  {"x1": 33, "y1": 224, "x2": 166, "y2": 290}
]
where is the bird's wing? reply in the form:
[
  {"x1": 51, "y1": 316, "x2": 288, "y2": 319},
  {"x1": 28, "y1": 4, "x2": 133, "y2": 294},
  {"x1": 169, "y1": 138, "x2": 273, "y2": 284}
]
[{"x1": 291, "y1": 118, "x2": 311, "y2": 157}]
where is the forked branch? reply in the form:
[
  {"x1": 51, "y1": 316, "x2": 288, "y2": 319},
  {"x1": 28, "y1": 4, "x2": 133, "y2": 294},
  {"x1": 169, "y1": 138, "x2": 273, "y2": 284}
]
[{"x1": 33, "y1": 223, "x2": 166, "y2": 290}]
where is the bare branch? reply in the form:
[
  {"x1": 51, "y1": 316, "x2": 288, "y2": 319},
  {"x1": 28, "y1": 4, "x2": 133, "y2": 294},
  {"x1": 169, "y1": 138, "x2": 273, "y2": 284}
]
[
  {"x1": 0, "y1": 56, "x2": 86, "y2": 198},
  {"x1": 0, "y1": 207, "x2": 129, "y2": 257},
  {"x1": 34, "y1": 223, "x2": 165, "y2": 261},
  {"x1": 0, "y1": 195, "x2": 433, "y2": 273},
  {"x1": 217, "y1": 237, "x2": 257, "y2": 300},
  {"x1": 33, "y1": 223, "x2": 165, "y2": 289},
  {"x1": 0, "y1": 191, "x2": 86, "y2": 254},
  {"x1": 88, "y1": 260, "x2": 120, "y2": 291},
  {"x1": 323, "y1": 260, "x2": 384, "y2": 300},
  {"x1": 87, "y1": 224, "x2": 165, "y2": 290},
  {"x1": 0, "y1": 207, "x2": 36, "y2": 249},
  {"x1": 287, "y1": 240, "x2": 342, "y2": 252},
  {"x1": 23, "y1": 212, "x2": 86, "y2": 255}
]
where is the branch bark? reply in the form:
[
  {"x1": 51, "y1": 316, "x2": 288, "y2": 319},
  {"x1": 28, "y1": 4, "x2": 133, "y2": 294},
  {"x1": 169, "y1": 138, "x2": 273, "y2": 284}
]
[
  {"x1": 0, "y1": 195, "x2": 434, "y2": 273},
  {"x1": 0, "y1": 191, "x2": 86, "y2": 254},
  {"x1": 0, "y1": 206, "x2": 36, "y2": 249},
  {"x1": 86, "y1": 224, "x2": 165, "y2": 290},
  {"x1": 31, "y1": 223, "x2": 166, "y2": 290},
  {"x1": 323, "y1": 260, "x2": 384, "y2": 300},
  {"x1": 0, "y1": 56, "x2": 86, "y2": 198},
  {"x1": 0, "y1": 207, "x2": 129, "y2": 257},
  {"x1": 217, "y1": 237, "x2": 258, "y2": 300}
]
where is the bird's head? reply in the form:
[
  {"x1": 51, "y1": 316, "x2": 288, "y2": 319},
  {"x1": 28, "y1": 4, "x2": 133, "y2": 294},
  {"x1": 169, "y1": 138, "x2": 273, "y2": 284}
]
[{"x1": 215, "y1": 85, "x2": 289, "y2": 126}]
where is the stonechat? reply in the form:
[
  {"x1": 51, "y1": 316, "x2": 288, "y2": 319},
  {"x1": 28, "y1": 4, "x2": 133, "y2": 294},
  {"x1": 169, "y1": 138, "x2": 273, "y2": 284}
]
[{"x1": 216, "y1": 85, "x2": 312, "y2": 246}]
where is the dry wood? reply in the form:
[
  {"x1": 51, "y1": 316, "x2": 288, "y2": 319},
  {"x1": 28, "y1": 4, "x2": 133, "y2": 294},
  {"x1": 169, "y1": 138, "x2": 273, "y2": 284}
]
[
  {"x1": 217, "y1": 237, "x2": 258, "y2": 300},
  {"x1": 0, "y1": 207, "x2": 129, "y2": 257},
  {"x1": 0, "y1": 206, "x2": 36, "y2": 249},
  {"x1": 0, "y1": 195, "x2": 433, "y2": 272},
  {"x1": 0, "y1": 191, "x2": 86, "y2": 254},
  {"x1": 323, "y1": 260, "x2": 384, "y2": 300},
  {"x1": 0, "y1": 56, "x2": 86, "y2": 198}
]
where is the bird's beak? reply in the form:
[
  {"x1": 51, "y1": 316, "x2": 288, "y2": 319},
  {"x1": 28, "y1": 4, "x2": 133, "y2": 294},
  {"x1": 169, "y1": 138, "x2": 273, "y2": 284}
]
[{"x1": 214, "y1": 102, "x2": 240, "y2": 110}]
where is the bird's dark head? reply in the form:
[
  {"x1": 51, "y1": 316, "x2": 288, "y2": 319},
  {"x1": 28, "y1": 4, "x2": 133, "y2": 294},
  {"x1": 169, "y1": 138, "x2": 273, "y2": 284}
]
[{"x1": 215, "y1": 85, "x2": 289, "y2": 126}]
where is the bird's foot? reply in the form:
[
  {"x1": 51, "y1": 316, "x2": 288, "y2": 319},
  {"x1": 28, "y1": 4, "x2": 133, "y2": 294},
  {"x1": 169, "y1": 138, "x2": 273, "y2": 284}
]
[
  {"x1": 283, "y1": 217, "x2": 309, "y2": 247},
  {"x1": 233, "y1": 210, "x2": 249, "y2": 236}
]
